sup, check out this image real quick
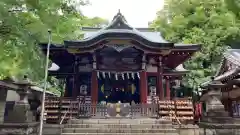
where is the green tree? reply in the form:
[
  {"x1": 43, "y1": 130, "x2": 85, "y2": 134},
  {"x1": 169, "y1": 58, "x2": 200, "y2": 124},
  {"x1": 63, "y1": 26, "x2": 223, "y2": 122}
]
[
  {"x1": 0, "y1": 0, "x2": 107, "y2": 93},
  {"x1": 150, "y1": 0, "x2": 240, "y2": 89},
  {"x1": 225, "y1": 0, "x2": 240, "y2": 16},
  {"x1": 83, "y1": 17, "x2": 109, "y2": 27}
]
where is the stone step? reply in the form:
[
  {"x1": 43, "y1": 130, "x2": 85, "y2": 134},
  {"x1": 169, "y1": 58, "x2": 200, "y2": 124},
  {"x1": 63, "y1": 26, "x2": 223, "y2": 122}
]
[
  {"x1": 64, "y1": 123, "x2": 174, "y2": 129},
  {"x1": 62, "y1": 128, "x2": 177, "y2": 133},
  {"x1": 69, "y1": 118, "x2": 172, "y2": 124},
  {"x1": 61, "y1": 133, "x2": 179, "y2": 135},
  {"x1": 202, "y1": 116, "x2": 233, "y2": 123}
]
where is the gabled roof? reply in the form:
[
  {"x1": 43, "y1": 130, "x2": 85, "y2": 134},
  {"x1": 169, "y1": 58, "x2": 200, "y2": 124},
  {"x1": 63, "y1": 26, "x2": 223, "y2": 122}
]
[
  {"x1": 82, "y1": 27, "x2": 169, "y2": 43},
  {"x1": 224, "y1": 49, "x2": 240, "y2": 66},
  {"x1": 201, "y1": 49, "x2": 240, "y2": 88},
  {"x1": 215, "y1": 49, "x2": 240, "y2": 76},
  {"x1": 64, "y1": 11, "x2": 174, "y2": 49}
]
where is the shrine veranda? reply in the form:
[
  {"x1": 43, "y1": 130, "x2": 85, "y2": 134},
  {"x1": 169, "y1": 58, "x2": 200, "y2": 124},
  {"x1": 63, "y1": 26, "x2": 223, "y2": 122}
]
[{"x1": 40, "y1": 12, "x2": 201, "y2": 123}]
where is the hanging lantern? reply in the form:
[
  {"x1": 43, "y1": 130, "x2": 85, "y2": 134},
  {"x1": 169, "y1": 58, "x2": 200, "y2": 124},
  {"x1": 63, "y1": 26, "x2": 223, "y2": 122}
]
[
  {"x1": 101, "y1": 84, "x2": 104, "y2": 93},
  {"x1": 131, "y1": 84, "x2": 136, "y2": 94}
]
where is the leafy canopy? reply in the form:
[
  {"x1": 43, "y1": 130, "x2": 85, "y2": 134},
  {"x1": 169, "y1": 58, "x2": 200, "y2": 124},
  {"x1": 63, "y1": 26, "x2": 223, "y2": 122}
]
[
  {"x1": 151, "y1": 0, "x2": 240, "y2": 89},
  {"x1": 0, "y1": 0, "x2": 107, "y2": 93},
  {"x1": 0, "y1": 0, "x2": 107, "y2": 81}
]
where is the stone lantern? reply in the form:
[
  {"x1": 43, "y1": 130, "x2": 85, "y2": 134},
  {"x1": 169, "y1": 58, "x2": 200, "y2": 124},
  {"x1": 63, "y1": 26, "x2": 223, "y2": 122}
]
[
  {"x1": 0, "y1": 76, "x2": 39, "y2": 135},
  {"x1": 5, "y1": 76, "x2": 34, "y2": 123},
  {"x1": 200, "y1": 77, "x2": 232, "y2": 123}
]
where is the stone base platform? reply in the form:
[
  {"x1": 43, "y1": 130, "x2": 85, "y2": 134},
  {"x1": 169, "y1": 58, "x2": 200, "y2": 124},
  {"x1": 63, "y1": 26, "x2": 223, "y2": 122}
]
[{"x1": 0, "y1": 122, "x2": 39, "y2": 135}]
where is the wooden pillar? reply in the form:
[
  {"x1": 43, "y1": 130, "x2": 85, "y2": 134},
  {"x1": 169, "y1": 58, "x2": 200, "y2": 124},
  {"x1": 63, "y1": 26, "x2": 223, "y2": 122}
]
[
  {"x1": 91, "y1": 54, "x2": 98, "y2": 104},
  {"x1": 158, "y1": 56, "x2": 164, "y2": 100},
  {"x1": 73, "y1": 57, "x2": 79, "y2": 98},
  {"x1": 166, "y1": 79, "x2": 171, "y2": 99},
  {"x1": 91, "y1": 71, "x2": 98, "y2": 104},
  {"x1": 140, "y1": 54, "x2": 147, "y2": 103},
  {"x1": 140, "y1": 71, "x2": 147, "y2": 103}
]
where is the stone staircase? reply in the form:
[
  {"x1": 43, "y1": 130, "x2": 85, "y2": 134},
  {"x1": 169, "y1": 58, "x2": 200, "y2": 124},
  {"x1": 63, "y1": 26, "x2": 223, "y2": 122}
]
[{"x1": 61, "y1": 118, "x2": 179, "y2": 135}]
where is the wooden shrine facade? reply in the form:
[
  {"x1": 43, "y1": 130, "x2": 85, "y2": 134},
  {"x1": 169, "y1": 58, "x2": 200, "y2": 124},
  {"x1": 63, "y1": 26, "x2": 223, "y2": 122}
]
[{"x1": 40, "y1": 11, "x2": 201, "y2": 104}]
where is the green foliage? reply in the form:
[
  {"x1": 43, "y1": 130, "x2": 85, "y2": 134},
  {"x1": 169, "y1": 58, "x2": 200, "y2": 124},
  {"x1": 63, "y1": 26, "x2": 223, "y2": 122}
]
[
  {"x1": 151, "y1": 0, "x2": 240, "y2": 90},
  {"x1": 225, "y1": 0, "x2": 240, "y2": 16},
  {"x1": 0, "y1": 0, "x2": 107, "y2": 93}
]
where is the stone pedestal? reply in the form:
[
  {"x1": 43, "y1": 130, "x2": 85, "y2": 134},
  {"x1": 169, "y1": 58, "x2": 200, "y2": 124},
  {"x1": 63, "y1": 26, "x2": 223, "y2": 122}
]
[
  {"x1": 5, "y1": 90, "x2": 34, "y2": 123},
  {"x1": 0, "y1": 122, "x2": 39, "y2": 135},
  {"x1": 202, "y1": 89, "x2": 232, "y2": 123},
  {"x1": 200, "y1": 88, "x2": 234, "y2": 135},
  {"x1": 0, "y1": 88, "x2": 7, "y2": 123},
  {"x1": 1, "y1": 80, "x2": 39, "y2": 135}
]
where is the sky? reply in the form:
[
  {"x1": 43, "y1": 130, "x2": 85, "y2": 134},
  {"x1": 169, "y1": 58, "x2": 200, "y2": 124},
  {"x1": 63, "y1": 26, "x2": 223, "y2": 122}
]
[{"x1": 81, "y1": 0, "x2": 165, "y2": 27}]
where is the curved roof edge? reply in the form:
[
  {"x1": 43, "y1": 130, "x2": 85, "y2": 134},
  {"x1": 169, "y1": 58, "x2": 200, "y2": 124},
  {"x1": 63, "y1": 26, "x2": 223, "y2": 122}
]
[
  {"x1": 65, "y1": 11, "x2": 173, "y2": 50},
  {"x1": 224, "y1": 49, "x2": 240, "y2": 66},
  {"x1": 39, "y1": 43, "x2": 65, "y2": 50},
  {"x1": 173, "y1": 44, "x2": 201, "y2": 50},
  {"x1": 82, "y1": 27, "x2": 156, "y2": 32},
  {"x1": 64, "y1": 31, "x2": 174, "y2": 49}
]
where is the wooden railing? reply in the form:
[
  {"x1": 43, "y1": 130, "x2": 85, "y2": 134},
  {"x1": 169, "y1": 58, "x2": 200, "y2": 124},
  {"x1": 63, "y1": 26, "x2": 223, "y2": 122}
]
[
  {"x1": 44, "y1": 96, "x2": 194, "y2": 124},
  {"x1": 77, "y1": 103, "x2": 159, "y2": 118}
]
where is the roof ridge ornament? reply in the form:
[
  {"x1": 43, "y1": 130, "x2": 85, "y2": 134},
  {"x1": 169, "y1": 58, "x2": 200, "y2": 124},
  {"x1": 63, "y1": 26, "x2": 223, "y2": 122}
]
[
  {"x1": 106, "y1": 9, "x2": 133, "y2": 30},
  {"x1": 112, "y1": 9, "x2": 126, "y2": 22}
]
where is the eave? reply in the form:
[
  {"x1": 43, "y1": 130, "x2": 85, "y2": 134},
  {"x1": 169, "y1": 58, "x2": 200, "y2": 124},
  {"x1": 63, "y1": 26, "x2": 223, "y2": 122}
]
[
  {"x1": 224, "y1": 49, "x2": 240, "y2": 66},
  {"x1": 163, "y1": 70, "x2": 188, "y2": 77},
  {"x1": 164, "y1": 45, "x2": 201, "y2": 69},
  {"x1": 82, "y1": 27, "x2": 156, "y2": 32},
  {"x1": 173, "y1": 44, "x2": 201, "y2": 51},
  {"x1": 64, "y1": 31, "x2": 174, "y2": 50},
  {"x1": 214, "y1": 68, "x2": 240, "y2": 82},
  {"x1": 39, "y1": 43, "x2": 75, "y2": 67}
]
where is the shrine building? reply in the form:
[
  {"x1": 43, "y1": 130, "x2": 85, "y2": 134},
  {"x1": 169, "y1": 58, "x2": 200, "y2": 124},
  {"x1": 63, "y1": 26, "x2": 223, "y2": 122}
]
[
  {"x1": 39, "y1": 12, "x2": 201, "y2": 104},
  {"x1": 200, "y1": 49, "x2": 240, "y2": 117}
]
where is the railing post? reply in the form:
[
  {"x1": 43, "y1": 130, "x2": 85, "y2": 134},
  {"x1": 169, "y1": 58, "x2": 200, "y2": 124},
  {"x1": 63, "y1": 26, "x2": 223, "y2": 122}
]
[
  {"x1": 77, "y1": 97, "x2": 80, "y2": 118},
  {"x1": 58, "y1": 97, "x2": 63, "y2": 123},
  {"x1": 104, "y1": 103, "x2": 106, "y2": 118},
  {"x1": 131, "y1": 103, "x2": 134, "y2": 119}
]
